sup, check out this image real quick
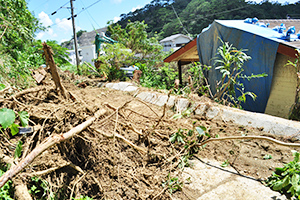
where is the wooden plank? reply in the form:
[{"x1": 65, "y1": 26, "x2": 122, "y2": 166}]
[
  {"x1": 277, "y1": 44, "x2": 299, "y2": 58},
  {"x1": 164, "y1": 38, "x2": 198, "y2": 63}
]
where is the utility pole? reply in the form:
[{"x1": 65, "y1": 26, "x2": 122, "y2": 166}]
[{"x1": 70, "y1": 0, "x2": 80, "y2": 74}]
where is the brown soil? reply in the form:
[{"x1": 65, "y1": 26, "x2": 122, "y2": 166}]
[{"x1": 0, "y1": 73, "x2": 299, "y2": 200}]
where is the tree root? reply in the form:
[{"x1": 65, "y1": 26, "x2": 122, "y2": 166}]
[
  {"x1": 197, "y1": 135, "x2": 300, "y2": 147},
  {"x1": 0, "y1": 109, "x2": 107, "y2": 188},
  {"x1": 95, "y1": 129, "x2": 147, "y2": 154}
]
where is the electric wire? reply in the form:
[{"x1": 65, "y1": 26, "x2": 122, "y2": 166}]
[
  {"x1": 32, "y1": 0, "x2": 50, "y2": 11},
  {"x1": 73, "y1": 0, "x2": 102, "y2": 18},
  {"x1": 171, "y1": 4, "x2": 191, "y2": 37},
  {"x1": 50, "y1": 1, "x2": 69, "y2": 15},
  {"x1": 196, "y1": 4, "x2": 252, "y2": 20},
  {"x1": 79, "y1": 0, "x2": 102, "y2": 29}
]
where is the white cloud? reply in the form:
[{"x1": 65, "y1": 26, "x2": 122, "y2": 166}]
[
  {"x1": 60, "y1": 39, "x2": 69, "y2": 44},
  {"x1": 114, "y1": 16, "x2": 121, "y2": 23},
  {"x1": 36, "y1": 32, "x2": 45, "y2": 40},
  {"x1": 38, "y1": 11, "x2": 53, "y2": 27},
  {"x1": 111, "y1": 0, "x2": 123, "y2": 4},
  {"x1": 131, "y1": 5, "x2": 142, "y2": 12},
  {"x1": 76, "y1": 26, "x2": 82, "y2": 31},
  {"x1": 55, "y1": 18, "x2": 72, "y2": 32}
]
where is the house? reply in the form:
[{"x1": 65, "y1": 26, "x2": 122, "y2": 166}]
[
  {"x1": 67, "y1": 49, "x2": 83, "y2": 66},
  {"x1": 164, "y1": 19, "x2": 300, "y2": 119},
  {"x1": 160, "y1": 34, "x2": 192, "y2": 52},
  {"x1": 63, "y1": 27, "x2": 108, "y2": 65}
]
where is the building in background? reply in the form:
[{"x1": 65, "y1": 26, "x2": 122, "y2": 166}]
[{"x1": 160, "y1": 34, "x2": 192, "y2": 52}]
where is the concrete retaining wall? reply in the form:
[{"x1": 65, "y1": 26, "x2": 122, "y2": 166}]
[{"x1": 105, "y1": 82, "x2": 300, "y2": 137}]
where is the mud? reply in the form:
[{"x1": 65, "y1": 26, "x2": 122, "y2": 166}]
[{"x1": 0, "y1": 73, "x2": 299, "y2": 199}]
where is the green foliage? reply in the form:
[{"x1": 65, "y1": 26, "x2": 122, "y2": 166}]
[
  {"x1": 0, "y1": 0, "x2": 70, "y2": 89},
  {"x1": 170, "y1": 128, "x2": 186, "y2": 144},
  {"x1": 0, "y1": 108, "x2": 29, "y2": 136},
  {"x1": 107, "y1": 20, "x2": 167, "y2": 68},
  {"x1": 0, "y1": 84, "x2": 5, "y2": 90},
  {"x1": 19, "y1": 111, "x2": 29, "y2": 127},
  {"x1": 96, "y1": 43, "x2": 133, "y2": 81},
  {"x1": 162, "y1": 173, "x2": 183, "y2": 194},
  {"x1": 263, "y1": 154, "x2": 273, "y2": 160},
  {"x1": 265, "y1": 151, "x2": 300, "y2": 199},
  {"x1": 221, "y1": 160, "x2": 229, "y2": 168},
  {"x1": 172, "y1": 109, "x2": 192, "y2": 119},
  {"x1": 213, "y1": 39, "x2": 267, "y2": 108},
  {"x1": 14, "y1": 140, "x2": 23, "y2": 159},
  {"x1": 29, "y1": 176, "x2": 54, "y2": 200},
  {"x1": 170, "y1": 125, "x2": 210, "y2": 169},
  {"x1": 0, "y1": 108, "x2": 15, "y2": 129},
  {"x1": 116, "y1": 0, "x2": 300, "y2": 40},
  {"x1": 0, "y1": 166, "x2": 13, "y2": 200},
  {"x1": 138, "y1": 63, "x2": 178, "y2": 90}
]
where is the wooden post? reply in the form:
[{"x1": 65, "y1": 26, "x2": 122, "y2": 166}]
[
  {"x1": 42, "y1": 42, "x2": 69, "y2": 99},
  {"x1": 178, "y1": 60, "x2": 183, "y2": 88},
  {"x1": 70, "y1": 0, "x2": 81, "y2": 75}
]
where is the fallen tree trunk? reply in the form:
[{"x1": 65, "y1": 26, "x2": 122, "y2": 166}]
[{"x1": 0, "y1": 109, "x2": 106, "y2": 188}]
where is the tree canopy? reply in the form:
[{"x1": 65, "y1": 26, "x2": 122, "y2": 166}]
[{"x1": 116, "y1": 0, "x2": 300, "y2": 39}]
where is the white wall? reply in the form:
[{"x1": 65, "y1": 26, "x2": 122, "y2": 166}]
[
  {"x1": 67, "y1": 50, "x2": 83, "y2": 65},
  {"x1": 81, "y1": 45, "x2": 96, "y2": 65},
  {"x1": 161, "y1": 36, "x2": 191, "y2": 52}
]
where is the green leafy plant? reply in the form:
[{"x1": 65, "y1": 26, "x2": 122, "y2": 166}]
[
  {"x1": 0, "y1": 165, "x2": 13, "y2": 200},
  {"x1": 170, "y1": 128, "x2": 186, "y2": 144},
  {"x1": 29, "y1": 176, "x2": 53, "y2": 200},
  {"x1": 221, "y1": 160, "x2": 230, "y2": 168},
  {"x1": 186, "y1": 62, "x2": 211, "y2": 96},
  {"x1": 263, "y1": 154, "x2": 273, "y2": 160},
  {"x1": 162, "y1": 173, "x2": 183, "y2": 194},
  {"x1": 172, "y1": 109, "x2": 192, "y2": 119},
  {"x1": 265, "y1": 150, "x2": 300, "y2": 198},
  {"x1": 0, "y1": 108, "x2": 29, "y2": 136},
  {"x1": 14, "y1": 140, "x2": 23, "y2": 159},
  {"x1": 213, "y1": 39, "x2": 267, "y2": 108}
]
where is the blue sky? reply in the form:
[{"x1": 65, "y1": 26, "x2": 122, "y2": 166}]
[
  {"x1": 27, "y1": 0, "x2": 299, "y2": 44},
  {"x1": 27, "y1": 0, "x2": 152, "y2": 43}
]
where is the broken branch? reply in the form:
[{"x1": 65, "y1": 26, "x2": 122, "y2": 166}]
[{"x1": 0, "y1": 109, "x2": 106, "y2": 188}]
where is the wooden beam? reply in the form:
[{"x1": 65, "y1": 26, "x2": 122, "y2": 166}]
[
  {"x1": 277, "y1": 44, "x2": 299, "y2": 58},
  {"x1": 164, "y1": 38, "x2": 198, "y2": 63}
]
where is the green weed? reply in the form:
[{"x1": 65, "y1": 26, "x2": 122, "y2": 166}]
[
  {"x1": 162, "y1": 173, "x2": 183, "y2": 194},
  {"x1": 213, "y1": 39, "x2": 267, "y2": 108},
  {"x1": 265, "y1": 150, "x2": 300, "y2": 199}
]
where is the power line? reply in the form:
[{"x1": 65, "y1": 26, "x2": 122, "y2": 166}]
[
  {"x1": 79, "y1": 0, "x2": 101, "y2": 29},
  {"x1": 32, "y1": 0, "x2": 50, "y2": 11},
  {"x1": 196, "y1": 4, "x2": 251, "y2": 20},
  {"x1": 171, "y1": 5, "x2": 191, "y2": 37},
  {"x1": 72, "y1": 0, "x2": 102, "y2": 19},
  {"x1": 50, "y1": 1, "x2": 69, "y2": 15}
]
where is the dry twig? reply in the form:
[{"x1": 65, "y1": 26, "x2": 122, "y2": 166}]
[{"x1": 0, "y1": 109, "x2": 106, "y2": 188}]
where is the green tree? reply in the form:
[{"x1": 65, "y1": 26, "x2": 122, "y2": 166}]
[{"x1": 107, "y1": 20, "x2": 166, "y2": 67}]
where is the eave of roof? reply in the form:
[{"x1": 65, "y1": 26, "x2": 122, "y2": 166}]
[{"x1": 164, "y1": 38, "x2": 199, "y2": 63}]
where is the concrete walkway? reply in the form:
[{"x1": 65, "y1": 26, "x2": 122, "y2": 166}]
[{"x1": 174, "y1": 158, "x2": 287, "y2": 200}]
